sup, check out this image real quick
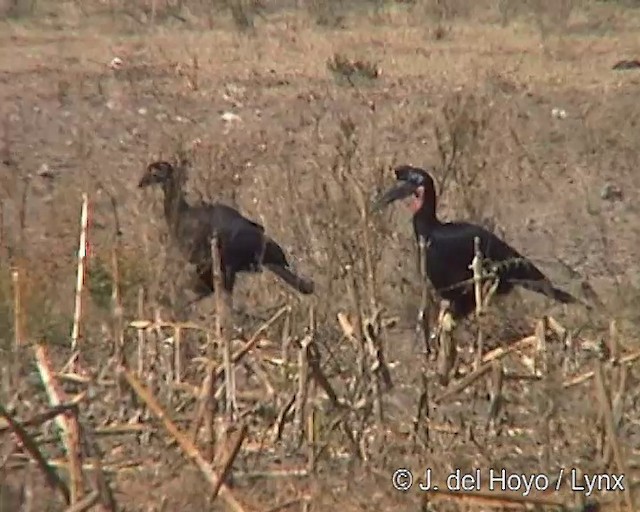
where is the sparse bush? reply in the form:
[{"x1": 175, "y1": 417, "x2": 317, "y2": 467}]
[
  {"x1": 528, "y1": 0, "x2": 576, "y2": 38},
  {"x1": 87, "y1": 249, "x2": 148, "y2": 313},
  {"x1": 327, "y1": 53, "x2": 381, "y2": 85},
  {"x1": 307, "y1": 0, "x2": 347, "y2": 26},
  {"x1": 0, "y1": 0, "x2": 38, "y2": 19}
]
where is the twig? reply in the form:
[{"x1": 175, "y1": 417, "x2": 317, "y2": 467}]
[
  {"x1": 118, "y1": 367, "x2": 247, "y2": 512},
  {"x1": 534, "y1": 318, "x2": 547, "y2": 376},
  {"x1": 593, "y1": 363, "x2": 634, "y2": 511},
  {"x1": 111, "y1": 243, "x2": 124, "y2": 364},
  {"x1": 0, "y1": 403, "x2": 70, "y2": 505},
  {"x1": 272, "y1": 393, "x2": 296, "y2": 442},
  {"x1": 416, "y1": 235, "x2": 431, "y2": 352},
  {"x1": 482, "y1": 335, "x2": 537, "y2": 363},
  {"x1": 563, "y1": 349, "x2": 640, "y2": 388},
  {"x1": 0, "y1": 394, "x2": 85, "y2": 433},
  {"x1": 174, "y1": 326, "x2": 183, "y2": 384},
  {"x1": 11, "y1": 268, "x2": 22, "y2": 348},
  {"x1": 344, "y1": 266, "x2": 365, "y2": 378},
  {"x1": 34, "y1": 343, "x2": 85, "y2": 504},
  {"x1": 435, "y1": 300, "x2": 456, "y2": 385},
  {"x1": 471, "y1": 236, "x2": 483, "y2": 317},
  {"x1": 470, "y1": 236, "x2": 484, "y2": 369},
  {"x1": 191, "y1": 307, "x2": 290, "y2": 446},
  {"x1": 294, "y1": 334, "x2": 312, "y2": 446},
  {"x1": 11, "y1": 267, "x2": 22, "y2": 388},
  {"x1": 212, "y1": 234, "x2": 236, "y2": 419},
  {"x1": 486, "y1": 360, "x2": 504, "y2": 429},
  {"x1": 71, "y1": 193, "x2": 89, "y2": 355},
  {"x1": 210, "y1": 424, "x2": 248, "y2": 500},
  {"x1": 264, "y1": 498, "x2": 302, "y2": 512},
  {"x1": 136, "y1": 287, "x2": 146, "y2": 376},
  {"x1": 63, "y1": 490, "x2": 99, "y2": 512},
  {"x1": 78, "y1": 427, "x2": 117, "y2": 512},
  {"x1": 190, "y1": 360, "x2": 217, "y2": 459},
  {"x1": 434, "y1": 361, "x2": 493, "y2": 404}
]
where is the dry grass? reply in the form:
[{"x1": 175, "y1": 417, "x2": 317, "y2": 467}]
[{"x1": 1, "y1": 1, "x2": 640, "y2": 511}]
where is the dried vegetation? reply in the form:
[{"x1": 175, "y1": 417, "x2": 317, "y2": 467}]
[{"x1": 1, "y1": 0, "x2": 640, "y2": 510}]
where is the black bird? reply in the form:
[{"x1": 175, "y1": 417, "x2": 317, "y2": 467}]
[
  {"x1": 138, "y1": 160, "x2": 314, "y2": 306},
  {"x1": 372, "y1": 165, "x2": 578, "y2": 319}
]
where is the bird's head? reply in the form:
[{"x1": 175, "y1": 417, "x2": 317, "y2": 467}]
[
  {"x1": 138, "y1": 161, "x2": 176, "y2": 188},
  {"x1": 372, "y1": 165, "x2": 435, "y2": 214}
]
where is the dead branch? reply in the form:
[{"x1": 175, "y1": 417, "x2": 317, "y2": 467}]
[
  {"x1": 34, "y1": 343, "x2": 85, "y2": 504},
  {"x1": 118, "y1": 366, "x2": 248, "y2": 512},
  {"x1": 0, "y1": 403, "x2": 70, "y2": 505}
]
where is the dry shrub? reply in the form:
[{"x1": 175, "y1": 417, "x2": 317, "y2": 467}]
[
  {"x1": 327, "y1": 53, "x2": 381, "y2": 86},
  {"x1": 433, "y1": 90, "x2": 494, "y2": 218},
  {"x1": 528, "y1": 0, "x2": 576, "y2": 38}
]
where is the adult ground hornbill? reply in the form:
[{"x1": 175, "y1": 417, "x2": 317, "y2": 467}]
[
  {"x1": 372, "y1": 165, "x2": 578, "y2": 319},
  {"x1": 138, "y1": 160, "x2": 314, "y2": 306}
]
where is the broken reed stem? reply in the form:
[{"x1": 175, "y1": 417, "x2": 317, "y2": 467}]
[
  {"x1": 436, "y1": 300, "x2": 455, "y2": 385},
  {"x1": 487, "y1": 360, "x2": 504, "y2": 428},
  {"x1": 416, "y1": 235, "x2": 430, "y2": 354},
  {"x1": 191, "y1": 303, "x2": 291, "y2": 446},
  {"x1": 118, "y1": 368, "x2": 247, "y2": 512},
  {"x1": 174, "y1": 326, "x2": 183, "y2": 384},
  {"x1": 344, "y1": 265, "x2": 366, "y2": 378},
  {"x1": 210, "y1": 424, "x2": 248, "y2": 500},
  {"x1": 535, "y1": 318, "x2": 547, "y2": 376},
  {"x1": 358, "y1": 187, "x2": 377, "y2": 312},
  {"x1": 363, "y1": 320, "x2": 384, "y2": 422},
  {"x1": 593, "y1": 363, "x2": 635, "y2": 511},
  {"x1": 0, "y1": 395, "x2": 85, "y2": 433},
  {"x1": 470, "y1": 236, "x2": 484, "y2": 368},
  {"x1": 11, "y1": 267, "x2": 22, "y2": 348},
  {"x1": 306, "y1": 306, "x2": 317, "y2": 472},
  {"x1": 191, "y1": 359, "x2": 217, "y2": 460},
  {"x1": 603, "y1": 364, "x2": 627, "y2": 469},
  {"x1": 471, "y1": 236, "x2": 483, "y2": 317},
  {"x1": 433, "y1": 361, "x2": 493, "y2": 404},
  {"x1": 136, "y1": 287, "x2": 145, "y2": 377},
  {"x1": 412, "y1": 372, "x2": 429, "y2": 448},
  {"x1": 11, "y1": 267, "x2": 22, "y2": 389},
  {"x1": 63, "y1": 489, "x2": 100, "y2": 512},
  {"x1": 0, "y1": 403, "x2": 70, "y2": 505},
  {"x1": 294, "y1": 334, "x2": 312, "y2": 446},
  {"x1": 111, "y1": 244, "x2": 124, "y2": 364},
  {"x1": 71, "y1": 193, "x2": 89, "y2": 354},
  {"x1": 563, "y1": 349, "x2": 640, "y2": 388},
  {"x1": 34, "y1": 343, "x2": 85, "y2": 504},
  {"x1": 280, "y1": 305, "x2": 292, "y2": 379},
  {"x1": 211, "y1": 234, "x2": 235, "y2": 420}
]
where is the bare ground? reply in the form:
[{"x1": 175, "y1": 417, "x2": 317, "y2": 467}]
[{"x1": 1, "y1": 1, "x2": 640, "y2": 511}]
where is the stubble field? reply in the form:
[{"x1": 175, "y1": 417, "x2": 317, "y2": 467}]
[{"x1": 1, "y1": 1, "x2": 640, "y2": 511}]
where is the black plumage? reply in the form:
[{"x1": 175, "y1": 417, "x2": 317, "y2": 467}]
[
  {"x1": 373, "y1": 165, "x2": 577, "y2": 319},
  {"x1": 138, "y1": 160, "x2": 314, "y2": 304}
]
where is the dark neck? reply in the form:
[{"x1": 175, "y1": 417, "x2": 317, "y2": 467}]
[
  {"x1": 412, "y1": 190, "x2": 440, "y2": 237},
  {"x1": 162, "y1": 177, "x2": 188, "y2": 229}
]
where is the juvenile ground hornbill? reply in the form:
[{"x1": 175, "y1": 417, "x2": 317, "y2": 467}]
[
  {"x1": 138, "y1": 161, "x2": 314, "y2": 305},
  {"x1": 372, "y1": 165, "x2": 579, "y2": 319}
]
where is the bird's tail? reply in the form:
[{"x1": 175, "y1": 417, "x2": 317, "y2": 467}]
[
  {"x1": 519, "y1": 279, "x2": 579, "y2": 305},
  {"x1": 265, "y1": 264, "x2": 315, "y2": 295},
  {"x1": 550, "y1": 286, "x2": 579, "y2": 305}
]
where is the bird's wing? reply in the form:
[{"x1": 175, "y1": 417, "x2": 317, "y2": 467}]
[
  {"x1": 209, "y1": 203, "x2": 266, "y2": 232},
  {"x1": 443, "y1": 222, "x2": 548, "y2": 283}
]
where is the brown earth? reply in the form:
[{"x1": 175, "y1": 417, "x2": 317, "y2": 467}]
[{"x1": 1, "y1": 1, "x2": 640, "y2": 511}]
